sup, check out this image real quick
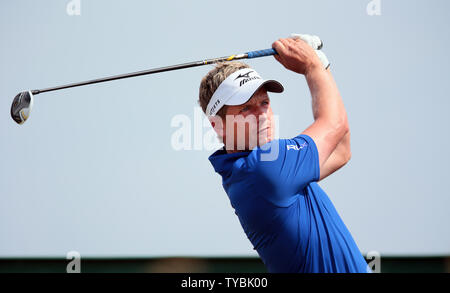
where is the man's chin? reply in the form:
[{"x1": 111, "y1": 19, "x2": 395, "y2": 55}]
[
  {"x1": 258, "y1": 132, "x2": 274, "y2": 146},
  {"x1": 257, "y1": 139, "x2": 270, "y2": 148}
]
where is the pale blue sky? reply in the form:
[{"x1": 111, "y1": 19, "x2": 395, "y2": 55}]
[{"x1": 1, "y1": 0, "x2": 449, "y2": 257}]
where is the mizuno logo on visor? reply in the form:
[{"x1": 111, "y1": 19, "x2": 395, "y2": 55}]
[
  {"x1": 234, "y1": 70, "x2": 261, "y2": 87},
  {"x1": 234, "y1": 71, "x2": 254, "y2": 80}
]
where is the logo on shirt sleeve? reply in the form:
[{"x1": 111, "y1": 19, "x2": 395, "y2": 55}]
[{"x1": 287, "y1": 142, "x2": 307, "y2": 151}]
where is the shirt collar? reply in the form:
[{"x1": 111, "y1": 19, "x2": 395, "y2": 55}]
[{"x1": 208, "y1": 147, "x2": 251, "y2": 177}]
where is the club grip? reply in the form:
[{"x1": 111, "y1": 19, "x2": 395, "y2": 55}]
[{"x1": 247, "y1": 48, "x2": 277, "y2": 59}]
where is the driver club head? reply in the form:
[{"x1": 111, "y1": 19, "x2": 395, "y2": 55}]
[{"x1": 11, "y1": 91, "x2": 34, "y2": 125}]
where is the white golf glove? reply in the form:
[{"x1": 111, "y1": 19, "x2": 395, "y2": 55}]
[{"x1": 290, "y1": 33, "x2": 330, "y2": 69}]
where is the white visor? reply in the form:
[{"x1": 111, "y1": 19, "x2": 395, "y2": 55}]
[{"x1": 205, "y1": 68, "x2": 283, "y2": 117}]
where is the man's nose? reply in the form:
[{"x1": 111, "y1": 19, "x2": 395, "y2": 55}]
[{"x1": 248, "y1": 107, "x2": 266, "y2": 128}]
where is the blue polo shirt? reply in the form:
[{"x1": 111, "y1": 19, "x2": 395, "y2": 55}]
[{"x1": 208, "y1": 134, "x2": 369, "y2": 273}]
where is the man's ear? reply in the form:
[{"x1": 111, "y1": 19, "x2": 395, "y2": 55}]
[{"x1": 208, "y1": 115, "x2": 224, "y2": 137}]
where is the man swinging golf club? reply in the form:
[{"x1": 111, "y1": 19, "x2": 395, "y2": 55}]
[{"x1": 198, "y1": 34, "x2": 370, "y2": 273}]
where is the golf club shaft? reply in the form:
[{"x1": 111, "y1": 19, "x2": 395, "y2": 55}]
[{"x1": 31, "y1": 48, "x2": 277, "y2": 95}]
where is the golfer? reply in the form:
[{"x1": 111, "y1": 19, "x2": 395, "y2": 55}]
[{"x1": 198, "y1": 37, "x2": 369, "y2": 273}]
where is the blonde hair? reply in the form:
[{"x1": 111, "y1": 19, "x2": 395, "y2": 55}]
[{"x1": 198, "y1": 61, "x2": 250, "y2": 118}]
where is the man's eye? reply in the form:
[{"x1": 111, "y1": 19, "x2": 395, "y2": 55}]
[
  {"x1": 262, "y1": 101, "x2": 269, "y2": 105},
  {"x1": 240, "y1": 107, "x2": 249, "y2": 113}
]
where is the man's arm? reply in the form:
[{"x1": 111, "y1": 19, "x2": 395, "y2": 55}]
[
  {"x1": 313, "y1": 67, "x2": 352, "y2": 181},
  {"x1": 318, "y1": 130, "x2": 351, "y2": 181},
  {"x1": 272, "y1": 38, "x2": 350, "y2": 178}
]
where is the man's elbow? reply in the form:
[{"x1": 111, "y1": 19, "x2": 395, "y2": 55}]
[
  {"x1": 343, "y1": 149, "x2": 351, "y2": 165},
  {"x1": 332, "y1": 115, "x2": 349, "y2": 141},
  {"x1": 336, "y1": 148, "x2": 351, "y2": 170},
  {"x1": 342, "y1": 131, "x2": 352, "y2": 165},
  {"x1": 340, "y1": 116, "x2": 350, "y2": 138}
]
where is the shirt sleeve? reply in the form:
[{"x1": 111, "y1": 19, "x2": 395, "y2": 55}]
[{"x1": 248, "y1": 134, "x2": 320, "y2": 207}]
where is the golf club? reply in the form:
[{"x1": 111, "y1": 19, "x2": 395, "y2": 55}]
[{"x1": 10, "y1": 48, "x2": 277, "y2": 125}]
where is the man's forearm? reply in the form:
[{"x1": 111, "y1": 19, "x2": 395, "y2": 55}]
[{"x1": 305, "y1": 66, "x2": 348, "y2": 128}]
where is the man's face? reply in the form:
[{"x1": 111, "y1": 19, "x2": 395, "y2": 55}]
[{"x1": 218, "y1": 87, "x2": 275, "y2": 152}]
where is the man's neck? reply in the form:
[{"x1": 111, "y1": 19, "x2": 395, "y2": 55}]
[{"x1": 224, "y1": 146, "x2": 252, "y2": 154}]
